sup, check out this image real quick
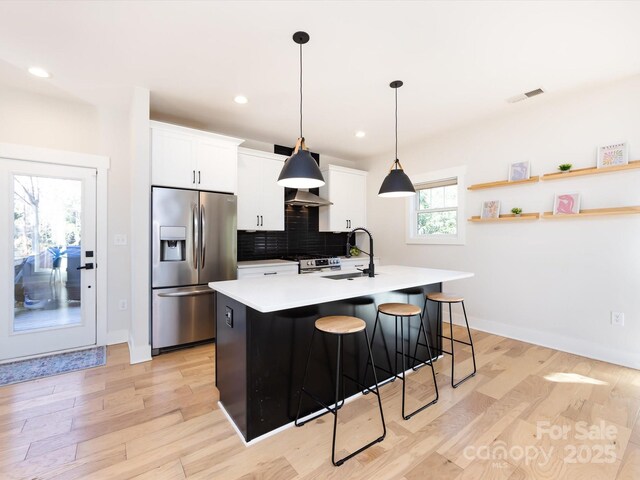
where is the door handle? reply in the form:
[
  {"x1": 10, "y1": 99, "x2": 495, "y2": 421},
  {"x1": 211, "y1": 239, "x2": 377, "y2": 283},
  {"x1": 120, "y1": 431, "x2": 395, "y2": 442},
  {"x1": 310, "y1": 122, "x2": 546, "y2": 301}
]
[
  {"x1": 157, "y1": 289, "x2": 215, "y2": 298},
  {"x1": 192, "y1": 170, "x2": 196, "y2": 184},
  {"x1": 76, "y1": 263, "x2": 94, "y2": 270},
  {"x1": 198, "y1": 170, "x2": 201, "y2": 184},
  {"x1": 260, "y1": 215, "x2": 263, "y2": 227},
  {"x1": 257, "y1": 215, "x2": 260, "y2": 227},
  {"x1": 201, "y1": 204, "x2": 206, "y2": 269},
  {"x1": 192, "y1": 204, "x2": 198, "y2": 270}
]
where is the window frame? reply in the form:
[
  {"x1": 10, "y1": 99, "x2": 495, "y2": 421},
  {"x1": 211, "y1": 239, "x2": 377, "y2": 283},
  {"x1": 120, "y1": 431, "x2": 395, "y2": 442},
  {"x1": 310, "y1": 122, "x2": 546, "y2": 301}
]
[{"x1": 405, "y1": 166, "x2": 466, "y2": 245}]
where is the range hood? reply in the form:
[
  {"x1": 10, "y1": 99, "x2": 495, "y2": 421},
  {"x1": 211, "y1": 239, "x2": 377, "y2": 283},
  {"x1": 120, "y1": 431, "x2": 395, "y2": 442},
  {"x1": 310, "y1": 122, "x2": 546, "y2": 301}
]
[{"x1": 285, "y1": 189, "x2": 332, "y2": 207}]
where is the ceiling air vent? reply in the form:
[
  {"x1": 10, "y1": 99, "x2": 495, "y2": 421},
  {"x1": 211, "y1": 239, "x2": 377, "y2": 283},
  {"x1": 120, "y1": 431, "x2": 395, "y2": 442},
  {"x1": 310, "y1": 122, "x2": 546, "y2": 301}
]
[{"x1": 506, "y1": 87, "x2": 545, "y2": 104}]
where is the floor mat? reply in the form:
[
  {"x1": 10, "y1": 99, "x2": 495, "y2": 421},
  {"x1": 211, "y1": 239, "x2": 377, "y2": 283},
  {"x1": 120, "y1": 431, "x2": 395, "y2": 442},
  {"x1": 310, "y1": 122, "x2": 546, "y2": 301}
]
[{"x1": 0, "y1": 346, "x2": 106, "y2": 386}]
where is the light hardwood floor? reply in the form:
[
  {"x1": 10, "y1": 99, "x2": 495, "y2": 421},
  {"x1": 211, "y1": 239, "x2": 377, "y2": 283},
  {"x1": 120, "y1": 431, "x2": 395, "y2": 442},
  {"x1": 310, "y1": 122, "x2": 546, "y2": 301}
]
[{"x1": 0, "y1": 325, "x2": 638, "y2": 479}]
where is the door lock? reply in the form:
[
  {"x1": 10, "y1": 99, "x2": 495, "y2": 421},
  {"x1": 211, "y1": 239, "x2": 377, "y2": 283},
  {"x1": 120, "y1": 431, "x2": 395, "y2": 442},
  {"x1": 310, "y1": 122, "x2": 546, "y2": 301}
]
[{"x1": 77, "y1": 263, "x2": 94, "y2": 270}]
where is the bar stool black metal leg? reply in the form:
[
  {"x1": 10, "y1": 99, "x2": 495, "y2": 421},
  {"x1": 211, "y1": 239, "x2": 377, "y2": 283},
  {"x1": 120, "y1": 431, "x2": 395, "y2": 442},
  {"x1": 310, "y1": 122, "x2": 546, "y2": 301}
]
[
  {"x1": 363, "y1": 311, "x2": 396, "y2": 395},
  {"x1": 332, "y1": 330, "x2": 386, "y2": 467},
  {"x1": 399, "y1": 316, "x2": 408, "y2": 419},
  {"x1": 331, "y1": 335, "x2": 343, "y2": 466},
  {"x1": 450, "y1": 301, "x2": 477, "y2": 388},
  {"x1": 402, "y1": 315, "x2": 439, "y2": 420},
  {"x1": 418, "y1": 313, "x2": 439, "y2": 404},
  {"x1": 462, "y1": 301, "x2": 477, "y2": 376}
]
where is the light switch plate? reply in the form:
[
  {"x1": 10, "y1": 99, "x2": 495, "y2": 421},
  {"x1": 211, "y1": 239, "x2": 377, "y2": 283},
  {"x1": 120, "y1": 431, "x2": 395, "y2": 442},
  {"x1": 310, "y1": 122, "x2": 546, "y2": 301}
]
[{"x1": 114, "y1": 234, "x2": 127, "y2": 246}]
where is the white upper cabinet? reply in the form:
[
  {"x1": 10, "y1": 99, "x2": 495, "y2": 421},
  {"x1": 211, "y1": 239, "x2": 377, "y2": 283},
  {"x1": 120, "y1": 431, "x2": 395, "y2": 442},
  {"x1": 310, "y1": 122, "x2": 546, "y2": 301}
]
[
  {"x1": 237, "y1": 148, "x2": 286, "y2": 231},
  {"x1": 150, "y1": 121, "x2": 243, "y2": 192},
  {"x1": 319, "y1": 165, "x2": 368, "y2": 232}
]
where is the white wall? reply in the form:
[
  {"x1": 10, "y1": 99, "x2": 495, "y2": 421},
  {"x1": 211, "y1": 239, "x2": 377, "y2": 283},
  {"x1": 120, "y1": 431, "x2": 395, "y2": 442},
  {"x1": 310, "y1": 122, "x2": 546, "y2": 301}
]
[
  {"x1": 0, "y1": 84, "x2": 132, "y2": 346},
  {"x1": 360, "y1": 75, "x2": 640, "y2": 369},
  {"x1": 128, "y1": 87, "x2": 152, "y2": 363}
]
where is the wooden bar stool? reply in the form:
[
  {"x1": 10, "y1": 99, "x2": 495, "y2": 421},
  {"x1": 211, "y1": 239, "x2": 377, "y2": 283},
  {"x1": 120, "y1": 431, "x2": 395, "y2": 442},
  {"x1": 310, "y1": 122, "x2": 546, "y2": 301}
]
[
  {"x1": 417, "y1": 292, "x2": 477, "y2": 388},
  {"x1": 363, "y1": 303, "x2": 439, "y2": 420},
  {"x1": 295, "y1": 316, "x2": 386, "y2": 467}
]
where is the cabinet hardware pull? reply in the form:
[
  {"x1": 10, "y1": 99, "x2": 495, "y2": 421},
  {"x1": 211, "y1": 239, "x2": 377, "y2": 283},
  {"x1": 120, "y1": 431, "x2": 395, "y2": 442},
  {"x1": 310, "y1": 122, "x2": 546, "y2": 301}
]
[
  {"x1": 192, "y1": 170, "x2": 196, "y2": 183},
  {"x1": 260, "y1": 215, "x2": 263, "y2": 226},
  {"x1": 263, "y1": 272, "x2": 277, "y2": 275},
  {"x1": 198, "y1": 170, "x2": 201, "y2": 184},
  {"x1": 257, "y1": 215, "x2": 260, "y2": 226}
]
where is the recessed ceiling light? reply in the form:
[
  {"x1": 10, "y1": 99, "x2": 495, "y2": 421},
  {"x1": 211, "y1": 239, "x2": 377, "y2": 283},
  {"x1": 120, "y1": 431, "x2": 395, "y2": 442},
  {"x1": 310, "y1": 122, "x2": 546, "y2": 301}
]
[
  {"x1": 355, "y1": 131, "x2": 366, "y2": 138},
  {"x1": 234, "y1": 95, "x2": 248, "y2": 104},
  {"x1": 28, "y1": 67, "x2": 51, "y2": 78}
]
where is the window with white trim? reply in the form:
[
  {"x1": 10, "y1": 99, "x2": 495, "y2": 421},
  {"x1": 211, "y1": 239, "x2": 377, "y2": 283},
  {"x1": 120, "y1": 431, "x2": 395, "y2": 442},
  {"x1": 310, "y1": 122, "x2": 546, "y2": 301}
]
[{"x1": 406, "y1": 167, "x2": 465, "y2": 245}]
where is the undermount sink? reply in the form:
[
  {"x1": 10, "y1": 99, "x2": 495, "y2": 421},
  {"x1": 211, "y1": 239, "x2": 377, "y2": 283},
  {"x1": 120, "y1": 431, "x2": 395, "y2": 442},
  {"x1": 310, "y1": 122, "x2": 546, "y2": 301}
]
[{"x1": 323, "y1": 272, "x2": 372, "y2": 280}]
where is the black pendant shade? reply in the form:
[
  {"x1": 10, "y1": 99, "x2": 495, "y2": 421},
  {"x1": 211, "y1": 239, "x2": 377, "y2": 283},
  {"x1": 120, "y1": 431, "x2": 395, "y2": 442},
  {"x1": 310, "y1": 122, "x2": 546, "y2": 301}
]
[
  {"x1": 278, "y1": 31, "x2": 325, "y2": 189},
  {"x1": 378, "y1": 80, "x2": 415, "y2": 198},
  {"x1": 277, "y1": 138, "x2": 324, "y2": 188},
  {"x1": 378, "y1": 160, "x2": 416, "y2": 197}
]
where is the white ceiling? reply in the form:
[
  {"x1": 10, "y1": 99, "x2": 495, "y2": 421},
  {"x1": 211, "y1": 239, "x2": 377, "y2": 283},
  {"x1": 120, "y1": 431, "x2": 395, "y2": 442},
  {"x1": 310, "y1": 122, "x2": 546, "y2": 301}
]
[{"x1": 0, "y1": 1, "x2": 639, "y2": 161}]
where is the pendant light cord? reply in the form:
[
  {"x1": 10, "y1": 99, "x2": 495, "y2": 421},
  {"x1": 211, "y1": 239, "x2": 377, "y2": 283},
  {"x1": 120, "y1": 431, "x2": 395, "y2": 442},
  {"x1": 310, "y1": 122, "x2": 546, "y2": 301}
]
[
  {"x1": 394, "y1": 86, "x2": 399, "y2": 168},
  {"x1": 299, "y1": 42, "x2": 303, "y2": 139}
]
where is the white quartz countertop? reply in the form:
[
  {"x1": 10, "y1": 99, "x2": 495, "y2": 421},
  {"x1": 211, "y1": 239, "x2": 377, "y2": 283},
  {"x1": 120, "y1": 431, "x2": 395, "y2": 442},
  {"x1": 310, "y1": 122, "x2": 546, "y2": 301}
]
[
  {"x1": 209, "y1": 265, "x2": 473, "y2": 313},
  {"x1": 237, "y1": 259, "x2": 298, "y2": 268}
]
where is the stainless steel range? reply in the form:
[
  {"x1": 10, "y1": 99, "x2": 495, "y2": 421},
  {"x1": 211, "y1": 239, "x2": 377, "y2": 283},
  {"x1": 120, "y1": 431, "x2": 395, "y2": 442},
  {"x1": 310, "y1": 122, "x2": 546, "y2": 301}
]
[{"x1": 283, "y1": 254, "x2": 341, "y2": 274}]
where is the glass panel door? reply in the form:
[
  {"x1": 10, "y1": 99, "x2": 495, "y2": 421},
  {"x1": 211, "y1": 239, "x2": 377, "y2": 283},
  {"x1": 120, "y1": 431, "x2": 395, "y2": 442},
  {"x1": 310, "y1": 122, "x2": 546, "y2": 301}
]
[
  {"x1": 0, "y1": 159, "x2": 96, "y2": 361},
  {"x1": 13, "y1": 175, "x2": 83, "y2": 332}
]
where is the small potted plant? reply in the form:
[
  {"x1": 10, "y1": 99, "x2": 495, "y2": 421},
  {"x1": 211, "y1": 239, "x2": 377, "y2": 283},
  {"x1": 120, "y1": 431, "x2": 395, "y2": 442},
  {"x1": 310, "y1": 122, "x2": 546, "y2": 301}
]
[
  {"x1": 511, "y1": 207, "x2": 523, "y2": 217},
  {"x1": 558, "y1": 163, "x2": 572, "y2": 173}
]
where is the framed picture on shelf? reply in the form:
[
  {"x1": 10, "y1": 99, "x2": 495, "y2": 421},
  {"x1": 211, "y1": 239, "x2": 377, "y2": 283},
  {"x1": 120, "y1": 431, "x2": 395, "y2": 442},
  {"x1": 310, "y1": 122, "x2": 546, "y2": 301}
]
[
  {"x1": 597, "y1": 142, "x2": 628, "y2": 168},
  {"x1": 481, "y1": 200, "x2": 501, "y2": 219},
  {"x1": 508, "y1": 161, "x2": 530, "y2": 181},
  {"x1": 553, "y1": 193, "x2": 581, "y2": 215}
]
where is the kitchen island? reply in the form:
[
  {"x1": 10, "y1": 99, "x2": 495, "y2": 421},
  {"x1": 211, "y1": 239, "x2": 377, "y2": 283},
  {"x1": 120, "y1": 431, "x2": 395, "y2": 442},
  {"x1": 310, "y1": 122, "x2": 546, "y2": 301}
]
[{"x1": 209, "y1": 265, "x2": 473, "y2": 443}]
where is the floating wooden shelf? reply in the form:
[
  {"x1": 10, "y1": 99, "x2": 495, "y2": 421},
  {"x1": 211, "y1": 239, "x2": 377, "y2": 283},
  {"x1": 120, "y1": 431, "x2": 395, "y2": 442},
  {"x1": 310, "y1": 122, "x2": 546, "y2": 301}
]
[
  {"x1": 541, "y1": 160, "x2": 640, "y2": 181},
  {"x1": 467, "y1": 176, "x2": 539, "y2": 191},
  {"x1": 468, "y1": 212, "x2": 540, "y2": 222},
  {"x1": 541, "y1": 206, "x2": 640, "y2": 219}
]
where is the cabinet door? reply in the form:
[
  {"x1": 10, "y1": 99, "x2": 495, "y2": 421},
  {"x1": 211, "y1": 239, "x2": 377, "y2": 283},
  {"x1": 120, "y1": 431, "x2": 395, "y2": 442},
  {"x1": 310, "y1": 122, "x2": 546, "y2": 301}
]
[
  {"x1": 151, "y1": 129, "x2": 196, "y2": 188},
  {"x1": 237, "y1": 153, "x2": 262, "y2": 230},
  {"x1": 196, "y1": 140, "x2": 237, "y2": 194},
  {"x1": 328, "y1": 170, "x2": 353, "y2": 231},
  {"x1": 260, "y1": 158, "x2": 285, "y2": 231},
  {"x1": 346, "y1": 172, "x2": 367, "y2": 229}
]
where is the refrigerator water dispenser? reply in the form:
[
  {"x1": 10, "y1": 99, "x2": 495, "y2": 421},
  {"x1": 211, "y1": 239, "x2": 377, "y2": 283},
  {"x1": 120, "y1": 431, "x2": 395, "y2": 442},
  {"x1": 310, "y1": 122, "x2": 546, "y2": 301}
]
[{"x1": 160, "y1": 226, "x2": 186, "y2": 262}]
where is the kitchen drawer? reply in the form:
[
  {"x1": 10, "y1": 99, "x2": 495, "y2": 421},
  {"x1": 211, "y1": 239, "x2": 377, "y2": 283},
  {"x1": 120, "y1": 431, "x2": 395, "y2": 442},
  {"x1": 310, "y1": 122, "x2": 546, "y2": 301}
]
[{"x1": 237, "y1": 264, "x2": 299, "y2": 279}]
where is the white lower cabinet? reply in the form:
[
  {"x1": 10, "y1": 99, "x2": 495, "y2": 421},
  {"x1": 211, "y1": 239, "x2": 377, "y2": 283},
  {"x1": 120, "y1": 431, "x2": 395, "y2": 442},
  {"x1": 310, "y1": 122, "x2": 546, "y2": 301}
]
[
  {"x1": 237, "y1": 263, "x2": 299, "y2": 279},
  {"x1": 237, "y1": 148, "x2": 286, "y2": 231},
  {"x1": 340, "y1": 257, "x2": 380, "y2": 272},
  {"x1": 319, "y1": 165, "x2": 367, "y2": 232}
]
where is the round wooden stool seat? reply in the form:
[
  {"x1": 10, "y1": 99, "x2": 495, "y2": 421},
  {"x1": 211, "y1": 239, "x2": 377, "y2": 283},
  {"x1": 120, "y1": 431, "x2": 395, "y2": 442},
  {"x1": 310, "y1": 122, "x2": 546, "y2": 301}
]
[
  {"x1": 315, "y1": 316, "x2": 366, "y2": 335},
  {"x1": 378, "y1": 303, "x2": 421, "y2": 317},
  {"x1": 426, "y1": 292, "x2": 464, "y2": 303}
]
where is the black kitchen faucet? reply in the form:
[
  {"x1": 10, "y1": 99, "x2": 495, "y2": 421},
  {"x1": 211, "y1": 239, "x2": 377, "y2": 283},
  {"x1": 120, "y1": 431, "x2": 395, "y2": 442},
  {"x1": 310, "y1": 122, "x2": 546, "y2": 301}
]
[{"x1": 346, "y1": 227, "x2": 375, "y2": 278}]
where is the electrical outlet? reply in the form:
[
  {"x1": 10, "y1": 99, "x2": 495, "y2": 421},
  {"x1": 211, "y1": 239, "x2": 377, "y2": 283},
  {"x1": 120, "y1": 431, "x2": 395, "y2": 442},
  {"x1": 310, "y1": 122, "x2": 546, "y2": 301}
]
[
  {"x1": 225, "y1": 306, "x2": 233, "y2": 328},
  {"x1": 118, "y1": 300, "x2": 128, "y2": 311},
  {"x1": 611, "y1": 311, "x2": 624, "y2": 326},
  {"x1": 114, "y1": 234, "x2": 128, "y2": 246}
]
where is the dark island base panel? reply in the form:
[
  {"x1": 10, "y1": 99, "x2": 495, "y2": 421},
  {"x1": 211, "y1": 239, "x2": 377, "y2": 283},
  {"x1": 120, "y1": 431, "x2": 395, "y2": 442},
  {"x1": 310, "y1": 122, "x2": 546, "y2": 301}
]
[{"x1": 216, "y1": 284, "x2": 442, "y2": 442}]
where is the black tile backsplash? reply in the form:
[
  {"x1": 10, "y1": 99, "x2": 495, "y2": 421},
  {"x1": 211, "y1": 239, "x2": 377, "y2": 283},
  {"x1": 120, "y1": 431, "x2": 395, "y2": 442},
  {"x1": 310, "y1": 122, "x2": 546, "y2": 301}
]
[{"x1": 237, "y1": 205, "x2": 348, "y2": 260}]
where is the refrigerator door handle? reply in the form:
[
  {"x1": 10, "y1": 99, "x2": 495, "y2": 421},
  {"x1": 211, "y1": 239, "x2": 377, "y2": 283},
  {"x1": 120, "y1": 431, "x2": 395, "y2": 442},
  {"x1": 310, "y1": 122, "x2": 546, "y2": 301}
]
[
  {"x1": 201, "y1": 203, "x2": 206, "y2": 269},
  {"x1": 192, "y1": 204, "x2": 198, "y2": 270},
  {"x1": 157, "y1": 289, "x2": 215, "y2": 298}
]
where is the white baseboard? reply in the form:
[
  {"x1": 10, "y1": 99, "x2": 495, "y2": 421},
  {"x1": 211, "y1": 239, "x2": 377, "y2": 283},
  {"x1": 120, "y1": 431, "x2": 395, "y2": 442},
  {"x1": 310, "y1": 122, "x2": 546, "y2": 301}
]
[
  {"x1": 127, "y1": 334, "x2": 152, "y2": 364},
  {"x1": 450, "y1": 313, "x2": 640, "y2": 370},
  {"x1": 106, "y1": 329, "x2": 129, "y2": 346}
]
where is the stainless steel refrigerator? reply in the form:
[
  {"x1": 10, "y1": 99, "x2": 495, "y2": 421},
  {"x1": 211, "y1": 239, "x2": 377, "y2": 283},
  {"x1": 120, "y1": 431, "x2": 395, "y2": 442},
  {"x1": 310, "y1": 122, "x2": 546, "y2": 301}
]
[{"x1": 151, "y1": 187, "x2": 237, "y2": 355}]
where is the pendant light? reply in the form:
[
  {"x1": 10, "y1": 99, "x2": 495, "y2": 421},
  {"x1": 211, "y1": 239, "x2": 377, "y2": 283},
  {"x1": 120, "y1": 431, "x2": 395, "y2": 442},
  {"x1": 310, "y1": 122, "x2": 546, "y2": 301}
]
[
  {"x1": 378, "y1": 80, "x2": 416, "y2": 197},
  {"x1": 277, "y1": 31, "x2": 325, "y2": 188}
]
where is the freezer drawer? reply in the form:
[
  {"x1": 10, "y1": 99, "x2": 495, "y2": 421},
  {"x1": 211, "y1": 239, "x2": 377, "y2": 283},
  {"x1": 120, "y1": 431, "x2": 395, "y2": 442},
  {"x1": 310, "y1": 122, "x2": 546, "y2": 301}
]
[{"x1": 152, "y1": 286, "x2": 216, "y2": 352}]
